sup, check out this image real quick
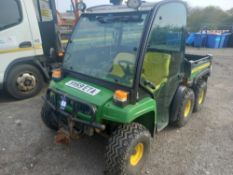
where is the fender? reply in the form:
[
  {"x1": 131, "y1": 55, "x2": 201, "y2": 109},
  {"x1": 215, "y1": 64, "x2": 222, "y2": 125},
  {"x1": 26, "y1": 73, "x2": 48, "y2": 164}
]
[
  {"x1": 3, "y1": 56, "x2": 50, "y2": 86},
  {"x1": 102, "y1": 97, "x2": 157, "y2": 135},
  {"x1": 193, "y1": 69, "x2": 210, "y2": 85},
  {"x1": 102, "y1": 97, "x2": 156, "y2": 123}
]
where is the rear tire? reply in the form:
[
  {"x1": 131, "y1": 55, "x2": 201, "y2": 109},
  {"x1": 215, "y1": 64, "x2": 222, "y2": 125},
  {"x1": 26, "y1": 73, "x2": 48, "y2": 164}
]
[
  {"x1": 174, "y1": 88, "x2": 195, "y2": 127},
  {"x1": 105, "y1": 123, "x2": 151, "y2": 175},
  {"x1": 6, "y1": 64, "x2": 44, "y2": 99},
  {"x1": 41, "y1": 103, "x2": 59, "y2": 131},
  {"x1": 193, "y1": 80, "x2": 207, "y2": 112}
]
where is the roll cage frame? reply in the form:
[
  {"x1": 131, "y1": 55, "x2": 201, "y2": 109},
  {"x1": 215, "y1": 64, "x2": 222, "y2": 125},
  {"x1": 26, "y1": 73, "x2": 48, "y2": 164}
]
[{"x1": 63, "y1": 0, "x2": 187, "y2": 104}]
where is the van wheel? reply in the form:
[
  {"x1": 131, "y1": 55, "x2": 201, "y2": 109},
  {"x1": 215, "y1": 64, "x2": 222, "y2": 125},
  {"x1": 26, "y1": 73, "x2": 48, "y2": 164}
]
[
  {"x1": 41, "y1": 103, "x2": 59, "y2": 131},
  {"x1": 193, "y1": 80, "x2": 207, "y2": 112},
  {"x1": 6, "y1": 64, "x2": 44, "y2": 99},
  {"x1": 105, "y1": 123, "x2": 151, "y2": 175},
  {"x1": 175, "y1": 88, "x2": 195, "y2": 127}
]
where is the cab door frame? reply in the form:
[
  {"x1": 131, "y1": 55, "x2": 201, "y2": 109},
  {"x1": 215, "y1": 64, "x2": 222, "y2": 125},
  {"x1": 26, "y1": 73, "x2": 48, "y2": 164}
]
[{"x1": 134, "y1": 0, "x2": 188, "y2": 131}]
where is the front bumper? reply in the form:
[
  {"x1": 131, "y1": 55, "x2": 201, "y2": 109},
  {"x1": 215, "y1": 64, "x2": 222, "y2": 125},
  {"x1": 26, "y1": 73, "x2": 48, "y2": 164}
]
[{"x1": 42, "y1": 89, "x2": 106, "y2": 130}]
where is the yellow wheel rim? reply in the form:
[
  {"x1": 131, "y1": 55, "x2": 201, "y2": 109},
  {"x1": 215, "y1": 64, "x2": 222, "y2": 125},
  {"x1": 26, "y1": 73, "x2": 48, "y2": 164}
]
[
  {"x1": 184, "y1": 100, "x2": 192, "y2": 118},
  {"x1": 198, "y1": 90, "x2": 205, "y2": 105},
  {"x1": 130, "y1": 143, "x2": 144, "y2": 167}
]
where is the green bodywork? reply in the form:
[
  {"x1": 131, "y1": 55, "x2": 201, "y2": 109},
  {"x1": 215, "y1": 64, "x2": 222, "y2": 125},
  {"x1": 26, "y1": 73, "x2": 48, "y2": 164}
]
[
  {"x1": 47, "y1": 2, "x2": 212, "y2": 136},
  {"x1": 49, "y1": 77, "x2": 157, "y2": 133},
  {"x1": 48, "y1": 54, "x2": 211, "y2": 135},
  {"x1": 189, "y1": 62, "x2": 211, "y2": 80}
]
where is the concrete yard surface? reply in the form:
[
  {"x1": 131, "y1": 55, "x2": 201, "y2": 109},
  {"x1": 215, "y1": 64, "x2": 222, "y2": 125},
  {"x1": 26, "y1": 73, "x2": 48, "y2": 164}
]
[{"x1": 0, "y1": 48, "x2": 233, "y2": 175}]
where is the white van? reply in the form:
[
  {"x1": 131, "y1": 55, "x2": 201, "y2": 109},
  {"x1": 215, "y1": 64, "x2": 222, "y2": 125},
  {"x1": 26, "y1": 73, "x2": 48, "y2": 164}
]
[{"x1": 0, "y1": 0, "x2": 62, "y2": 99}]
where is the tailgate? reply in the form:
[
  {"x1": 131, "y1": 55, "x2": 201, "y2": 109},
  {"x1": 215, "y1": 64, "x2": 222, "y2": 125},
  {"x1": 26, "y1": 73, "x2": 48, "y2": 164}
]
[{"x1": 185, "y1": 54, "x2": 213, "y2": 80}]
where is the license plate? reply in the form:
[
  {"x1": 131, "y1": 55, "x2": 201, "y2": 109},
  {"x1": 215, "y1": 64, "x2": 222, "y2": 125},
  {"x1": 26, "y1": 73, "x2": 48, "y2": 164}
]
[
  {"x1": 65, "y1": 80, "x2": 101, "y2": 96},
  {"x1": 60, "y1": 97, "x2": 67, "y2": 110}
]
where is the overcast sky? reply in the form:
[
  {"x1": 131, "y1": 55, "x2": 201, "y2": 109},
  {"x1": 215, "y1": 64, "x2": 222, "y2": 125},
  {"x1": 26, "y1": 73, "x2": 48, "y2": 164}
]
[{"x1": 55, "y1": 0, "x2": 233, "y2": 12}]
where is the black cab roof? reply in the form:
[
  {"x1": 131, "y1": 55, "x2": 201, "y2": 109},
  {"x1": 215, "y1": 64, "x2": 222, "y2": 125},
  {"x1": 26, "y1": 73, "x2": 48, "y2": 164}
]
[{"x1": 86, "y1": 2, "x2": 158, "y2": 14}]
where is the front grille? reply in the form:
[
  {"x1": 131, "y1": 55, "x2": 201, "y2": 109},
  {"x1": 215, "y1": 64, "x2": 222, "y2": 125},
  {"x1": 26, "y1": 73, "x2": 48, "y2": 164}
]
[{"x1": 47, "y1": 89, "x2": 96, "y2": 119}]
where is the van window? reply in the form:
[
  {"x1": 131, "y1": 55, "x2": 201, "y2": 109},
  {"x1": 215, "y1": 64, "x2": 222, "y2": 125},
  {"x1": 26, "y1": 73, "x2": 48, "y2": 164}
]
[{"x1": 0, "y1": 0, "x2": 22, "y2": 30}]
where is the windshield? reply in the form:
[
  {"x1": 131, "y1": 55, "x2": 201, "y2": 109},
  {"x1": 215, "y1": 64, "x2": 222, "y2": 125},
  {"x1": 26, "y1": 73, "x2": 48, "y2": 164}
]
[{"x1": 63, "y1": 12, "x2": 148, "y2": 87}]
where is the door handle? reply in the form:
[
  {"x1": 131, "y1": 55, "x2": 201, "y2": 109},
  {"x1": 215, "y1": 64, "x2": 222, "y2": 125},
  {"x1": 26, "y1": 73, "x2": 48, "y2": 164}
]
[{"x1": 19, "y1": 41, "x2": 32, "y2": 48}]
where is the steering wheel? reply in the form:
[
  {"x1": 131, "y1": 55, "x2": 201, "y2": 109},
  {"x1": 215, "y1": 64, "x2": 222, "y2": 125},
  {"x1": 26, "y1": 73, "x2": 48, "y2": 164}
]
[{"x1": 118, "y1": 60, "x2": 134, "y2": 76}]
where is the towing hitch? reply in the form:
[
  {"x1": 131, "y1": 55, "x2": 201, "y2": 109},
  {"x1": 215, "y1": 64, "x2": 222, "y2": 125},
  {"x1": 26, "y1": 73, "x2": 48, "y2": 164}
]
[
  {"x1": 54, "y1": 117, "x2": 96, "y2": 145},
  {"x1": 55, "y1": 128, "x2": 71, "y2": 145},
  {"x1": 55, "y1": 119, "x2": 81, "y2": 145}
]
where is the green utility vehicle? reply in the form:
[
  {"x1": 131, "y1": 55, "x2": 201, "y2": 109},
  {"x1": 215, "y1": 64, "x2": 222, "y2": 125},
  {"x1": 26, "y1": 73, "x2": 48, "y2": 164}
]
[{"x1": 41, "y1": 0, "x2": 213, "y2": 174}]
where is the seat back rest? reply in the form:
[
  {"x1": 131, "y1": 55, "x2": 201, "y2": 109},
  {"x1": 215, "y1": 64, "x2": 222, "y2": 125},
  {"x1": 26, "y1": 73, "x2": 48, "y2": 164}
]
[{"x1": 142, "y1": 52, "x2": 171, "y2": 88}]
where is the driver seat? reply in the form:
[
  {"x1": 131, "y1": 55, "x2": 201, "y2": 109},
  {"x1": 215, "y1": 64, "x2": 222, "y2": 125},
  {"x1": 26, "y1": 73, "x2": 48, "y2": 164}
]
[
  {"x1": 110, "y1": 52, "x2": 135, "y2": 78},
  {"x1": 142, "y1": 52, "x2": 171, "y2": 92}
]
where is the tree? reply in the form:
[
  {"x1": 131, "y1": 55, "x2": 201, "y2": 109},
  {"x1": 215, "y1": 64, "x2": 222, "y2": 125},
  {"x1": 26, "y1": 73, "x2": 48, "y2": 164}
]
[
  {"x1": 187, "y1": 6, "x2": 233, "y2": 32},
  {"x1": 227, "y1": 8, "x2": 233, "y2": 15}
]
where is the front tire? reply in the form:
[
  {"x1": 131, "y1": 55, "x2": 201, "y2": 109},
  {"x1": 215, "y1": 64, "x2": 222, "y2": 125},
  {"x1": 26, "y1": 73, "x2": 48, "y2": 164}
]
[
  {"x1": 6, "y1": 64, "x2": 44, "y2": 99},
  {"x1": 105, "y1": 123, "x2": 151, "y2": 175},
  {"x1": 41, "y1": 103, "x2": 59, "y2": 131}
]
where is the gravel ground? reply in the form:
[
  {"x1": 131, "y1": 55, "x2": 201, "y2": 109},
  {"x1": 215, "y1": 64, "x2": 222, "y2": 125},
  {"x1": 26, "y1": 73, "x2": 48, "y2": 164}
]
[{"x1": 0, "y1": 48, "x2": 233, "y2": 175}]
